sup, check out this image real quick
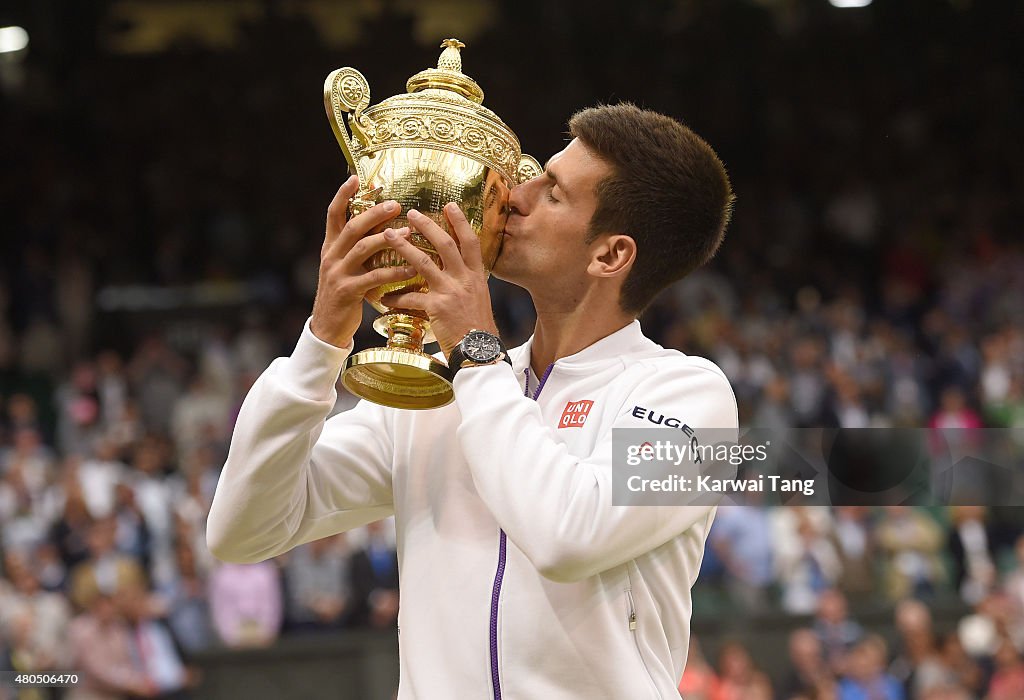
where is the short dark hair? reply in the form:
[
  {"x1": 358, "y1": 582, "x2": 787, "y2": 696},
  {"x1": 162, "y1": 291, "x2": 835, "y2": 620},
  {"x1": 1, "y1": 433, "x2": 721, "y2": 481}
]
[{"x1": 568, "y1": 103, "x2": 734, "y2": 314}]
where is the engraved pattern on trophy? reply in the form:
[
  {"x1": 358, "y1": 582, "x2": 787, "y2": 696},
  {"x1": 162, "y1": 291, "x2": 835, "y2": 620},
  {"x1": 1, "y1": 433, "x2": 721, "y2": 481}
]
[
  {"x1": 361, "y1": 107, "x2": 520, "y2": 180},
  {"x1": 323, "y1": 38, "x2": 538, "y2": 409}
]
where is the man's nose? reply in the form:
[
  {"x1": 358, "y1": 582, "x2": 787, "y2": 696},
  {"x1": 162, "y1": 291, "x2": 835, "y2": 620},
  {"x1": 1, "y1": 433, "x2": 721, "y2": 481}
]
[
  {"x1": 508, "y1": 177, "x2": 536, "y2": 216},
  {"x1": 508, "y1": 182, "x2": 525, "y2": 216}
]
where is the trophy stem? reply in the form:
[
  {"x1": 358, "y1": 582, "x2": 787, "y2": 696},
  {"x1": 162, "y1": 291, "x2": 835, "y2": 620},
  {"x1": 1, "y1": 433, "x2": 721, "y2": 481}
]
[
  {"x1": 341, "y1": 311, "x2": 454, "y2": 409},
  {"x1": 384, "y1": 312, "x2": 427, "y2": 352}
]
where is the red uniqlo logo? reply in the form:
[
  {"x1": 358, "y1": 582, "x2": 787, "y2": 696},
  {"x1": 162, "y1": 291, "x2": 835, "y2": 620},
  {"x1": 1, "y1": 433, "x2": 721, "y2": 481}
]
[{"x1": 559, "y1": 400, "x2": 594, "y2": 429}]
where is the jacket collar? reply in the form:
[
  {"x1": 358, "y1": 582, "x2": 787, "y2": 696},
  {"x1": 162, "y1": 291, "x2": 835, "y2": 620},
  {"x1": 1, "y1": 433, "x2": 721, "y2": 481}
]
[{"x1": 510, "y1": 320, "x2": 652, "y2": 375}]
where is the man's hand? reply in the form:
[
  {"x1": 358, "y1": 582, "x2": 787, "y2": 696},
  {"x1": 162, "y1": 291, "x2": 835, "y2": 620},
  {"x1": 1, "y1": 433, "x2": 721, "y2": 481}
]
[
  {"x1": 310, "y1": 175, "x2": 417, "y2": 348},
  {"x1": 379, "y1": 203, "x2": 498, "y2": 357}
]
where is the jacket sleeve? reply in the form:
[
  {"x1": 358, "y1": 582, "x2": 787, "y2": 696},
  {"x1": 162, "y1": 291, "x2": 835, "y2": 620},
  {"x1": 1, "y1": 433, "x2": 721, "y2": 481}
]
[
  {"x1": 453, "y1": 359, "x2": 738, "y2": 583},
  {"x1": 207, "y1": 321, "x2": 395, "y2": 564}
]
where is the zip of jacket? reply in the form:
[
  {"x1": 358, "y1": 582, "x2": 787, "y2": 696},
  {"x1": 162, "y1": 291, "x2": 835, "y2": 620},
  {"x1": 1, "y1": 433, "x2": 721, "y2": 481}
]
[{"x1": 488, "y1": 362, "x2": 554, "y2": 700}]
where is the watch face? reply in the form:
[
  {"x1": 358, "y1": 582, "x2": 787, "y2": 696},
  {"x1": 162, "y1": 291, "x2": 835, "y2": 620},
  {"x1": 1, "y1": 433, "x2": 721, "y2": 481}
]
[{"x1": 463, "y1": 331, "x2": 501, "y2": 362}]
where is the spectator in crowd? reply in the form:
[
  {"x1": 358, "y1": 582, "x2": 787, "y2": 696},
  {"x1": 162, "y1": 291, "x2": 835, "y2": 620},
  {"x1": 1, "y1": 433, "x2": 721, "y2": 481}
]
[
  {"x1": 348, "y1": 522, "x2": 399, "y2": 630},
  {"x1": 838, "y1": 635, "x2": 905, "y2": 700},
  {"x1": 888, "y1": 599, "x2": 948, "y2": 698},
  {"x1": 0, "y1": 427, "x2": 54, "y2": 504},
  {"x1": 678, "y1": 634, "x2": 721, "y2": 700},
  {"x1": 49, "y1": 478, "x2": 94, "y2": 573},
  {"x1": 94, "y1": 351, "x2": 128, "y2": 440},
  {"x1": 127, "y1": 338, "x2": 186, "y2": 440},
  {"x1": 106, "y1": 400, "x2": 145, "y2": 457},
  {"x1": 744, "y1": 674, "x2": 776, "y2": 700},
  {"x1": 0, "y1": 428, "x2": 56, "y2": 554},
  {"x1": 707, "y1": 500, "x2": 776, "y2": 611},
  {"x1": 78, "y1": 438, "x2": 126, "y2": 520},
  {"x1": 208, "y1": 561, "x2": 282, "y2": 648},
  {"x1": 787, "y1": 337, "x2": 830, "y2": 428},
  {"x1": 715, "y1": 640, "x2": 773, "y2": 700},
  {"x1": 1, "y1": 395, "x2": 43, "y2": 442},
  {"x1": 112, "y1": 481, "x2": 152, "y2": 575},
  {"x1": 154, "y1": 540, "x2": 213, "y2": 655},
  {"x1": 814, "y1": 589, "x2": 865, "y2": 677},
  {"x1": 67, "y1": 591, "x2": 156, "y2": 700},
  {"x1": 986, "y1": 639, "x2": 1024, "y2": 700},
  {"x1": 947, "y1": 506, "x2": 998, "y2": 606},
  {"x1": 68, "y1": 517, "x2": 147, "y2": 613},
  {"x1": 875, "y1": 507, "x2": 945, "y2": 600},
  {"x1": 117, "y1": 581, "x2": 196, "y2": 699},
  {"x1": 958, "y1": 590, "x2": 1022, "y2": 663},
  {"x1": 32, "y1": 541, "x2": 67, "y2": 593},
  {"x1": 170, "y1": 373, "x2": 229, "y2": 461},
  {"x1": 1002, "y1": 534, "x2": 1024, "y2": 615},
  {"x1": 775, "y1": 508, "x2": 843, "y2": 614},
  {"x1": 929, "y1": 387, "x2": 984, "y2": 431},
  {"x1": 0, "y1": 550, "x2": 70, "y2": 676},
  {"x1": 171, "y1": 449, "x2": 217, "y2": 577},
  {"x1": 283, "y1": 534, "x2": 351, "y2": 633},
  {"x1": 937, "y1": 632, "x2": 984, "y2": 699},
  {"x1": 752, "y1": 377, "x2": 794, "y2": 434},
  {"x1": 125, "y1": 437, "x2": 176, "y2": 588},
  {"x1": 778, "y1": 627, "x2": 832, "y2": 700},
  {"x1": 985, "y1": 374, "x2": 1024, "y2": 429},
  {"x1": 833, "y1": 506, "x2": 877, "y2": 599},
  {"x1": 55, "y1": 363, "x2": 104, "y2": 458}
]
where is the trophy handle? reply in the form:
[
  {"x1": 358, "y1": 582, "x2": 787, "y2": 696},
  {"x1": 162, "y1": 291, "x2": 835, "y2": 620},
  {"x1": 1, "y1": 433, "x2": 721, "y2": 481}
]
[
  {"x1": 517, "y1": 154, "x2": 542, "y2": 184},
  {"x1": 324, "y1": 68, "x2": 373, "y2": 179}
]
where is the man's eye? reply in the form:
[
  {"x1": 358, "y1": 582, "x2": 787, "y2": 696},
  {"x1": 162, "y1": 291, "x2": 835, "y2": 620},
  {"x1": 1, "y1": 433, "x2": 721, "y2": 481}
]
[{"x1": 546, "y1": 190, "x2": 559, "y2": 203}]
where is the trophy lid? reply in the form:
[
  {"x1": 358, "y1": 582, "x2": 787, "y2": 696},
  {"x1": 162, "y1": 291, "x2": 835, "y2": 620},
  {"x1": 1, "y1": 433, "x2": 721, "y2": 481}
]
[
  {"x1": 406, "y1": 38, "x2": 485, "y2": 104},
  {"x1": 325, "y1": 37, "x2": 541, "y2": 185}
]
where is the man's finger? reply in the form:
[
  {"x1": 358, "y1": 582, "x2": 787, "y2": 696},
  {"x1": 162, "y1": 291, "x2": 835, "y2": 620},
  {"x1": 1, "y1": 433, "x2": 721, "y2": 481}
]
[
  {"x1": 379, "y1": 291, "x2": 430, "y2": 312},
  {"x1": 349, "y1": 265, "x2": 419, "y2": 294},
  {"x1": 340, "y1": 227, "x2": 412, "y2": 268},
  {"x1": 325, "y1": 175, "x2": 359, "y2": 246},
  {"x1": 383, "y1": 229, "x2": 444, "y2": 286},
  {"x1": 408, "y1": 209, "x2": 465, "y2": 273},
  {"x1": 444, "y1": 203, "x2": 483, "y2": 270},
  {"x1": 332, "y1": 199, "x2": 402, "y2": 259}
]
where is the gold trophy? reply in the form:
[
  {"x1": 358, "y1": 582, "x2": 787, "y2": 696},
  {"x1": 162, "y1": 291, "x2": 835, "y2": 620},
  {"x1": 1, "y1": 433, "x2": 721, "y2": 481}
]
[{"x1": 324, "y1": 39, "x2": 540, "y2": 410}]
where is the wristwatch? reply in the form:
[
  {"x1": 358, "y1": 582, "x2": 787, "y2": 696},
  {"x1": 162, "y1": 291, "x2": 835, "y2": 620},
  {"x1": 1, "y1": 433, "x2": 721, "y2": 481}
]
[{"x1": 448, "y1": 329, "x2": 512, "y2": 378}]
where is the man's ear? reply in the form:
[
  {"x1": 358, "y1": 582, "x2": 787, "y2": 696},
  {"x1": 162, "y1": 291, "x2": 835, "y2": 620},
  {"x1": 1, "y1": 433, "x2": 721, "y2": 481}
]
[{"x1": 587, "y1": 234, "x2": 636, "y2": 279}]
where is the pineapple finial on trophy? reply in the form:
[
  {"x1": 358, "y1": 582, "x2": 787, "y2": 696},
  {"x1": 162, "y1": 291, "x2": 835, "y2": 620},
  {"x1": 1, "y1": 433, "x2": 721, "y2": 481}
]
[
  {"x1": 438, "y1": 38, "x2": 466, "y2": 72},
  {"x1": 406, "y1": 37, "x2": 484, "y2": 104}
]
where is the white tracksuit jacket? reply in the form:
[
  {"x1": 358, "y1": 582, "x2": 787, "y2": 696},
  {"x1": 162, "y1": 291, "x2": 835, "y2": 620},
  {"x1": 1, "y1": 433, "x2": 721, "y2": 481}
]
[{"x1": 207, "y1": 319, "x2": 738, "y2": 699}]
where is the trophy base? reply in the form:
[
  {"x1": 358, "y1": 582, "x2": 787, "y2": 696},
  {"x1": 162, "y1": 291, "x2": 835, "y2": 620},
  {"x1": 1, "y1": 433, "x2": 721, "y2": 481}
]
[{"x1": 341, "y1": 347, "x2": 454, "y2": 410}]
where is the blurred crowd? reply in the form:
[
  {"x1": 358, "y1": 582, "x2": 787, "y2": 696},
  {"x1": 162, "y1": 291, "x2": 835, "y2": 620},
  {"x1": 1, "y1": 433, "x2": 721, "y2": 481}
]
[
  {"x1": 0, "y1": 374, "x2": 402, "y2": 699},
  {"x1": 5, "y1": 410, "x2": 1024, "y2": 700},
  {"x1": 692, "y1": 506, "x2": 1024, "y2": 699},
  {"x1": 2, "y1": 1, "x2": 1022, "y2": 698},
  {"x1": 681, "y1": 590, "x2": 1024, "y2": 700}
]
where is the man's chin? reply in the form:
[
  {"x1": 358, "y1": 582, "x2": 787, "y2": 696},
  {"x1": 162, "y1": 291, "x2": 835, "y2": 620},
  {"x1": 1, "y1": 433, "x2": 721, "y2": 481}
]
[
  {"x1": 490, "y1": 258, "x2": 518, "y2": 285},
  {"x1": 490, "y1": 264, "x2": 511, "y2": 283}
]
